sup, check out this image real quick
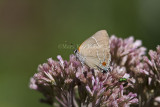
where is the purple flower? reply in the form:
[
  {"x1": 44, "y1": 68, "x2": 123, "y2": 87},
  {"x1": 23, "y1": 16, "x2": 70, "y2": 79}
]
[
  {"x1": 110, "y1": 36, "x2": 146, "y2": 76},
  {"x1": 144, "y1": 46, "x2": 160, "y2": 78},
  {"x1": 30, "y1": 55, "x2": 82, "y2": 106},
  {"x1": 137, "y1": 45, "x2": 160, "y2": 106},
  {"x1": 29, "y1": 54, "x2": 138, "y2": 107}
]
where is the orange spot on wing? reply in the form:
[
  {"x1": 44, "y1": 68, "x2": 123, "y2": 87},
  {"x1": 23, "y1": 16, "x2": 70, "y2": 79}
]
[
  {"x1": 78, "y1": 44, "x2": 82, "y2": 52},
  {"x1": 102, "y1": 62, "x2": 106, "y2": 66},
  {"x1": 78, "y1": 46, "x2": 81, "y2": 52}
]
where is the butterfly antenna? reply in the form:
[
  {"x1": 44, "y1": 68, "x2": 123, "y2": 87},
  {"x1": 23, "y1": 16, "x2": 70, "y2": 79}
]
[{"x1": 65, "y1": 41, "x2": 76, "y2": 51}]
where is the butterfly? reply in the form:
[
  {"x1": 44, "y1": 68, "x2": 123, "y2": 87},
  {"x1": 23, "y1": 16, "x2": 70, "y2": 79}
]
[{"x1": 74, "y1": 30, "x2": 111, "y2": 73}]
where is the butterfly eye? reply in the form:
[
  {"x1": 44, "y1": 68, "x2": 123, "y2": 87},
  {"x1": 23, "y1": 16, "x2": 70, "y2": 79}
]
[{"x1": 102, "y1": 62, "x2": 106, "y2": 66}]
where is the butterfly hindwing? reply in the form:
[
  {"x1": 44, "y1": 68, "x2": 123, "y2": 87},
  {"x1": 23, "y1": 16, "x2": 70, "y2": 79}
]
[{"x1": 77, "y1": 30, "x2": 111, "y2": 71}]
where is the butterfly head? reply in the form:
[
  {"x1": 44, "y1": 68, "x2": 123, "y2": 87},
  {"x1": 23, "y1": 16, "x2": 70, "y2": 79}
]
[{"x1": 74, "y1": 49, "x2": 78, "y2": 54}]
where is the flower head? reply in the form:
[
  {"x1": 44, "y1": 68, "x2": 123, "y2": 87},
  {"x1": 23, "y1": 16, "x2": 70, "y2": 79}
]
[
  {"x1": 110, "y1": 36, "x2": 146, "y2": 76},
  {"x1": 30, "y1": 53, "x2": 138, "y2": 106}
]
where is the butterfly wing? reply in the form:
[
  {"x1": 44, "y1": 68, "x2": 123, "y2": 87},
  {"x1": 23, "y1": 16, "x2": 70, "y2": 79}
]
[{"x1": 78, "y1": 30, "x2": 111, "y2": 70}]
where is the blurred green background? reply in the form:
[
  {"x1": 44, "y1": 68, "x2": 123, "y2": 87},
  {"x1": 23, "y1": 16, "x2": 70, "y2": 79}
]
[{"x1": 0, "y1": 0, "x2": 160, "y2": 107}]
